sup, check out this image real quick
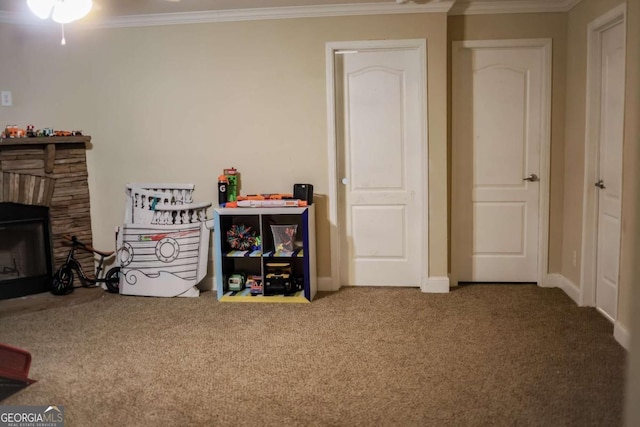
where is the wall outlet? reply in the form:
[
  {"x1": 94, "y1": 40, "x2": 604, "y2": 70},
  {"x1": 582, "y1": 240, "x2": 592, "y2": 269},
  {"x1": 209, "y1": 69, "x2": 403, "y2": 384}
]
[{"x1": 1, "y1": 91, "x2": 12, "y2": 107}]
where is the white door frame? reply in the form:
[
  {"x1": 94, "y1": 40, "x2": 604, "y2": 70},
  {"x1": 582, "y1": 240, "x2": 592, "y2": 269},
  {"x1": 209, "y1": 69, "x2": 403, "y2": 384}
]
[
  {"x1": 451, "y1": 38, "x2": 552, "y2": 287},
  {"x1": 580, "y1": 3, "x2": 627, "y2": 307},
  {"x1": 325, "y1": 39, "x2": 428, "y2": 291}
]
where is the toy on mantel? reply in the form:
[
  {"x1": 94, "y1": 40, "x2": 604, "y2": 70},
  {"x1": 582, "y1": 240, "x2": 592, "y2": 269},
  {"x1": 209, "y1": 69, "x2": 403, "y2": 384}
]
[
  {"x1": 54, "y1": 130, "x2": 83, "y2": 137},
  {"x1": 1, "y1": 125, "x2": 83, "y2": 139},
  {"x1": 2, "y1": 125, "x2": 26, "y2": 138},
  {"x1": 26, "y1": 124, "x2": 37, "y2": 138}
]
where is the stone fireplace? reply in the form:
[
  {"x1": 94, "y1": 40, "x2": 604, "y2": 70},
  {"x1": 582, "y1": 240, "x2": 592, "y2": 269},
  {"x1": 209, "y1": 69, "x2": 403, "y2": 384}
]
[{"x1": 0, "y1": 136, "x2": 94, "y2": 299}]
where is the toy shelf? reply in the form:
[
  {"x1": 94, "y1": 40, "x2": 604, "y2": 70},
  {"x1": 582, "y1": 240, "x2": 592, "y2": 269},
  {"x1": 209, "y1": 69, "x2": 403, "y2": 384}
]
[
  {"x1": 217, "y1": 288, "x2": 309, "y2": 303},
  {"x1": 263, "y1": 249, "x2": 305, "y2": 257},
  {"x1": 225, "y1": 250, "x2": 263, "y2": 257},
  {"x1": 213, "y1": 206, "x2": 316, "y2": 303}
]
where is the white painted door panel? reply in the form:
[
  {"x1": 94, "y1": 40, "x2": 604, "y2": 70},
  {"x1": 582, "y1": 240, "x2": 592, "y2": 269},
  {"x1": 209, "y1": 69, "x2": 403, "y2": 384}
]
[
  {"x1": 595, "y1": 21, "x2": 625, "y2": 321},
  {"x1": 337, "y1": 48, "x2": 424, "y2": 286},
  {"x1": 452, "y1": 41, "x2": 549, "y2": 283}
]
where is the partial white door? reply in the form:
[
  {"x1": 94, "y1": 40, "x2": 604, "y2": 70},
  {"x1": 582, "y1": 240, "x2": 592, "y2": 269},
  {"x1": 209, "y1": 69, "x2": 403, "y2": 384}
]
[
  {"x1": 335, "y1": 44, "x2": 426, "y2": 287},
  {"x1": 594, "y1": 20, "x2": 625, "y2": 321},
  {"x1": 451, "y1": 40, "x2": 551, "y2": 284}
]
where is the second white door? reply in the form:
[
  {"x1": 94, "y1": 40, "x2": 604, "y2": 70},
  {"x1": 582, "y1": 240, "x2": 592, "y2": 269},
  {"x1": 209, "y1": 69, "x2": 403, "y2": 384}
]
[
  {"x1": 336, "y1": 43, "x2": 426, "y2": 287},
  {"x1": 451, "y1": 39, "x2": 551, "y2": 284},
  {"x1": 594, "y1": 19, "x2": 625, "y2": 321}
]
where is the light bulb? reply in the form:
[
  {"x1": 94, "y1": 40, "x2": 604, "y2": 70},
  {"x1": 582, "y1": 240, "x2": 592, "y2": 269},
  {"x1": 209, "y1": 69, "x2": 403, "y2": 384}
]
[
  {"x1": 51, "y1": 0, "x2": 93, "y2": 24},
  {"x1": 27, "y1": 0, "x2": 55, "y2": 19}
]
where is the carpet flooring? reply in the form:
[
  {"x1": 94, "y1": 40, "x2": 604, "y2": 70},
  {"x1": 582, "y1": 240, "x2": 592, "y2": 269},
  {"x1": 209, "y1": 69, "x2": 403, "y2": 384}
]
[{"x1": 0, "y1": 285, "x2": 627, "y2": 426}]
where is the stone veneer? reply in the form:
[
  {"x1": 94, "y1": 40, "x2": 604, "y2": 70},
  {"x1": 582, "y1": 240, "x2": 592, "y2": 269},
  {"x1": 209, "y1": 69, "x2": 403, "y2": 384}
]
[{"x1": 0, "y1": 136, "x2": 94, "y2": 279}]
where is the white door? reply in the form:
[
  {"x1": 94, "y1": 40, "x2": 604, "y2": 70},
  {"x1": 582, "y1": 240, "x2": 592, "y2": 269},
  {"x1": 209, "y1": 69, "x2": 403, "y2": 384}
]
[
  {"x1": 335, "y1": 45, "x2": 426, "y2": 287},
  {"x1": 594, "y1": 21, "x2": 625, "y2": 321},
  {"x1": 451, "y1": 40, "x2": 551, "y2": 284}
]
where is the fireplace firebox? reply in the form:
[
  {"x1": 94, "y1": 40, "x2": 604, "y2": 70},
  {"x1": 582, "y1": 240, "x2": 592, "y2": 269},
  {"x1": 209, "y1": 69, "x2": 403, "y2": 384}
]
[{"x1": 0, "y1": 203, "x2": 53, "y2": 300}]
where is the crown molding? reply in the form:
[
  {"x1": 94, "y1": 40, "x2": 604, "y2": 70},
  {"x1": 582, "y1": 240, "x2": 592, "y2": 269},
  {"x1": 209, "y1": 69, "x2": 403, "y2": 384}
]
[
  {"x1": 0, "y1": 0, "x2": 586, "y2": 26},
  {"x1": 449, "y1": 0, "x2": 583, "y2": 15},
  {"x1": 0, "y1": 2, "x2": 454, "y2": 28},
  {"x1": 97, "y1": 2, "x2": 456, "y2": 28},
  {"x1": 565, "y1": 0, "x2": 586, "y2": 11}
]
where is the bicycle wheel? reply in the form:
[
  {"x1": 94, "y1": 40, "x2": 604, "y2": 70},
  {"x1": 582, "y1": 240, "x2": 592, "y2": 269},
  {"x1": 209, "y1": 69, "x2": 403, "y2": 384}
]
[
  {"x1": 51, "y1": 266, "x2": 74, "y2": 295},
  {"x1": 105, "y1": 267, "x2": 121, "y2": 294}
]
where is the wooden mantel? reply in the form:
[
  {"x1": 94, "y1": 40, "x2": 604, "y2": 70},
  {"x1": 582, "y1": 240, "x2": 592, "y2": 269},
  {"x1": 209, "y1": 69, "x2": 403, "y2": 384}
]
[
  {"x1": 0, "y1": 136, "x2": 91, "y2": 173},
  {"x1": 0, "y1": 136, "x2": 91, "y2": 145}
]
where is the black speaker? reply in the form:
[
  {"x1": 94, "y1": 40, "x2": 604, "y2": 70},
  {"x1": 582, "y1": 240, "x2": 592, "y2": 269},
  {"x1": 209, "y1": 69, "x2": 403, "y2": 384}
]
[{"x1": 293, "y1": 184, "x2": 313, "y2": 205}]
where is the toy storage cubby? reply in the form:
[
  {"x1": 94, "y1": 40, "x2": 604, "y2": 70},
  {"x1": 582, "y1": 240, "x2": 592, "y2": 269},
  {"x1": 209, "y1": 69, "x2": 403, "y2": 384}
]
[{"x1": 213, "y1": 206, "x2": 316, "y2": 302}]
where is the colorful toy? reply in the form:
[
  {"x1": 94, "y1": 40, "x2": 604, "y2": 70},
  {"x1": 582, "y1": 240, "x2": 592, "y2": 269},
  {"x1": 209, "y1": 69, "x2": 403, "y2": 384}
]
[
  {"x1": 226, "y1": 224, "x2": 257, "y2": 250},
  {"x1": 224, "y1": 167, "x2": 239, "y2": 202},
  {"x1": 2, "y1": 126, "x2": 82, "y2": 139},
  {"x1": 225, "y1": 199, "x2": 307, "y2": 208},
  {"x1": 247, "y1": 275, "x2": 263, "y2": 295},
  {"x1": 228, "y1": 273, "x2": 247, "y2": 291},
  {"x1": 271, "y1": 224, "x2": 297, "y2": 254},
  {"x1": 252, "y1": 235, "x2": 262, "y2": 251},
  {"x1": 4, "y1": 125, "x2": 26, "y2": 138},
  {"x1": 264, "y1": 262, "x2": 293, "y2": 295},
  {"x1": 237, "y1": 193, "x2": 294, "y2": 201},
  {"x1": 26, "y1": 125, "x2": 36, "y2": 137}
]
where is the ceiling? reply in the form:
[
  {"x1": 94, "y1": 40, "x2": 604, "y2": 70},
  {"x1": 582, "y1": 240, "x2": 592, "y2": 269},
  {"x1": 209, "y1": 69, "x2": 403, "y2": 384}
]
[{"x1": 0, "y1": 0, "x2": 583, "y2": 26}]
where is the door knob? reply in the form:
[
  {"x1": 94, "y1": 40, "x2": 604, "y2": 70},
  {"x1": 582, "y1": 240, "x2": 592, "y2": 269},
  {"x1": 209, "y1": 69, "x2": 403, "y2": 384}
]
[
  {"x1": 523, "y1": 174, "x2": 539, "y2": 182},
  {"x1": 595, "y1": 180, "x2": 606, "y2": 189},
  {"x1": 341, "y1": 178, "x2": 349, "y2": 185}
]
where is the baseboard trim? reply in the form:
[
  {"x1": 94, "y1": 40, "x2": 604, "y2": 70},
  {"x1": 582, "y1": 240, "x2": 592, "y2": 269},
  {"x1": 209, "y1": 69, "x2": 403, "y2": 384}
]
[
  {"x1": 543, "y1": 273, "x2": 580, "y2": 305},
  {"x1": 614, "y1": 321, "x2": 630, "y2": 350},
  {"x1": 421, "y1": 277, "x2": 450, "y2": 293}
]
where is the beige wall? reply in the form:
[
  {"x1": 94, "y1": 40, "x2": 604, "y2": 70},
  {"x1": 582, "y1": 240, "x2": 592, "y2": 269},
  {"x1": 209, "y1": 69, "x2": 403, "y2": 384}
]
[
  {"x1": 448, "y1": 13, "x2": 568, "y2": 274},
  {"x1": 617, "y1": 0, "x2": 639, "y2": 344},
  {"x1": 0, "y1": 13, "x2": 448, "y2": 287},
  {"x1": 1, "y1": 3, "x2": 636, "y2": 311},
  {"x1": 622, "y1": 0, "x2": 640, "y2": 422},
  {"x1": 620, "y1": 0, "x2": 640, "y2": 350},
  {"x1": 565, "y1": 0, "x2": 638, "y2": 332},
  {"x1": 563, "y1": 0, "x2": 626, "y2": 286},
  {"x1": 449, "y1": 3, "x2": 639, "y2": 335}
]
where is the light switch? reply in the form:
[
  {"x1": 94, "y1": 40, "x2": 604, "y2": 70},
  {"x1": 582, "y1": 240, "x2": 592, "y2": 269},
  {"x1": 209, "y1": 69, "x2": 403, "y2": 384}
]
[{"x1": 1, "y1": 91, "x2": 12, "y2": 107}]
